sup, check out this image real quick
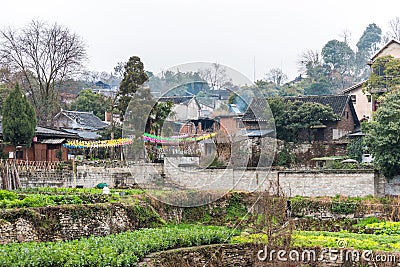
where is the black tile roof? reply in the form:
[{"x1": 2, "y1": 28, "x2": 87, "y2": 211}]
[
  {"x1": 242, "y1": 98, "x2": 268, "y2": 122},
  {"x1": 60, "y1": 110, "x2": 108, "y2": 130},
  {"x1": 36, "y1": 126, "x2": 80, "y2": 138},
  {"x1": 157, "y1": 95, "x2": 194, "y2": 104},
  {"x1": 284, "y1": 95, "x2": 351, "y2": 117},
  {"x1": 242, "y1": 95, "x2": 359, "y2": 125},
  {"x1": 0, "y1": 121, "x2": 79, "y2": 139}
]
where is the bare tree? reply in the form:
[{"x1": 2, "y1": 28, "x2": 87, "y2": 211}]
[
  {"x1": 388, "y1": 17, "x2": 400, "y2": 40},
  {"x1": 0, "y1": 20, "x2": 87, "y2": 125},
  {"x1": 265, "y1": 68, "x2": 288, "y2": 86},
  {"x1": 199, "y1": 63, "x2": 232, "y2": 90},
  {"x1": 297, "y1": 49, "x2": 321, "y2": 73},
  {"x1": 382, "y1": 17, "x2": 400, "y2": 44}
]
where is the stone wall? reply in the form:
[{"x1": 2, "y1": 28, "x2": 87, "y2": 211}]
[
  {"x1": 384, "y1": 175, "x2": 400, "y2": 196},
  {"x1": 140, "y1": 243, "x2": 400, "y2": 267},
  {"x1": 0, "y1": 202, "x2": 164, "y2": 244},
  {"x1": 278, "y1": 170, "x2": 381, "y2": 197},
  {"x1": 164, "y1": 157, "x2": 382, "y2": 197},
  {"x1": 16, "y1": 163, "x2": 163, "y2": 188},
  {"x1": 0, "y1": 158, "x2": 390, "y2": 197}
]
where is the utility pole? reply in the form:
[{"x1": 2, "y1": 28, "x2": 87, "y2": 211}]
[{"x1": 253, "y1": 56, "x2": 256, "y2": 83}]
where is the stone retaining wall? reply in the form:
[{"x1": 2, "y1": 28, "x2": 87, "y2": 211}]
[
  {"x1": 0, "y1": 202, "x2": 163, "y2": 244},
  {"x1": 140, "y1": 243, "x2": 400, "y2": 267}
]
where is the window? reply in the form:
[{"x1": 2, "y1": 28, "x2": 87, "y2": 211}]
[
  {"x1": 350, "y1": 95, "x2": 356, "y2": 104},
  {"x1": 367, "y1": 95, "x2": 372, "y2": 103},
  {"x1": 16, "y1": 150, "x2": 23, "y2": 159}
]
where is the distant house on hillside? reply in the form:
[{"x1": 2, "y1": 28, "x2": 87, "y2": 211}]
[
  {"x1": 91, "y1": 81, "x2": 118, "y2": 98},
  {"x1": 284, "y1": 95, "x2": 360, "y2": 141},
  {"x1": 343, "y1": 39, "x2": 400, "y2": 121},
  {"x1": 342, "y1": 81, "x2": 372, "y2": 122},
  {"x1": 242, "y1": 98, "x2": 272, "y2": 134},
  {"x1": 158, "y1": 96, "x2": 201, "y2": 121},
  {"x1": 59, "y1": 92, "x2": 77, "y2": 106},
  {"x1": 243, "y1": 95, "x2": 359, "y2": 142},
  {"x1": 212, "y1": 104, "x2": 244, "y2": 141},
  {"x1": 53, "y1": 110, "x2": 108, "y2": 140},
  {"x1": 0, "y1": 121, "x2": 78, "y2": 161},
  {"x1": 94, "y1": 81, "x2": 110, "y2": 89}
]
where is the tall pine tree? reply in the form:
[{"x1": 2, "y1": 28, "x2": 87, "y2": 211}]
[
  {"x1": 118, "y1": 56, "x2": 148, "y2": 118},
  {"x1": 2, "y1": 84, "x2": 37, "y2": 148}
]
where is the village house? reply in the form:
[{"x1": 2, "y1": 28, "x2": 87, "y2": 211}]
[
  {"x1": 343, "y1": 39, "x2": 400, "y2": 121},
  {"x1": 53, "y1": 110, "x2": 108, "y2": 140},
  {"x1": 242, "y1": 98, "x2": 275, "y2": 137},
  {"x1": 243, "y1": 95, "x2": 359, "y2": 142},
  {"x1": 158, "y1": 95, "x2": 201, "y2": 122},
  {"x1": 286, "y1": 95, "x2": 360, "y2": 141},
  {"x1": 0, "y1": 121, "x2": 79, "y2": 162}
]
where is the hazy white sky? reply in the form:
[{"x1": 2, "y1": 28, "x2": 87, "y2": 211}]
[{"x1": 1, "y1": 0, "x2": 399, "y2": 81}]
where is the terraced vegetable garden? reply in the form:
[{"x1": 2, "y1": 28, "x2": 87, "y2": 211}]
[
  {"x1": 0, "y1": 224, "x2": 238, "y2": 267},
  {"x1": 1, "y1": 188, "x2": 400, "y2": 266}
]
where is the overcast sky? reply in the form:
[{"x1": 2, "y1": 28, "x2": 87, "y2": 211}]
[{"x1": 1, "y1": 0, "x2": 399, "y2": 82}]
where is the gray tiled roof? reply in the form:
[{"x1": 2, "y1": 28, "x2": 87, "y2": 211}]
[
  {"x1": 242, "y1": 95, "x2": 359, "y2": 124},
  {"x1": 158, "y1": 95, "x2": 194, "y2": 105},
  {"x1": 62, "y1": 129, "x2": 101, "y2": 140},
  {"x1": 242, "y1": 98, "x2": 268, "y2": 122},
  {"x1": 61, "y1": 110, "x2": 108, "y2": 130},
  {"x1": 36, "y1": 126, "x2": 79, "y2": 138},
  {"x1": 0, "y1": 121, "x2": 79, "y2": 139},
  {"x1": 284, "y1": 95, "x2": 351, "y2": 117}
]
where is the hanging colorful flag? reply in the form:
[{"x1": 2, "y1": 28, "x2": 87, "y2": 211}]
[
  {"x1": 143, "y1": 132, "x2": 216, "y2": 143},
  {"x1": 63, "y1": 138, "x2": 133, "y2": 149}
]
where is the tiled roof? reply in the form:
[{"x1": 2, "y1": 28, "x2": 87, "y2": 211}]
[
  {"x1": 40, "y1": 138, "x2": 66, "y2": 144},
  {"x1": 342, "y1": 80, "x2": 366, "y2": 94},
  {"x1": 59, "y1": 110, "x2": 108, "y2": 130},
  {"x1": 228, "y1": 104, "x2": 242, "y2": 115},
  {"x1": 284, "y1": 95, "x2": 351, "y2": 117},
  {"x1": 0, "y1": 121, "x2": 79, "y2": 139},
  {"x1": 242, "y1": 95, "x2": 359, "y2": 124},
  {"x1": 36, "y1": 126, "x2": 79, "y2": 138},
  {"x1": 157, "y1": 96, "x2": 194, "y2": 105},
  {"x1": 242, "y1": 98, "x2": 268, "y2": 122},
  {"x1": 62, "y1": 129, "x2": 101, "y2": 140}
]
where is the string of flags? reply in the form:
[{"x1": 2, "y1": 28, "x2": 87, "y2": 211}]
[
  {"x1": 63, "y1": 138, "x2": 133, "y2": 149},
  {"x1": 63, "y1": 133, "x2": 217, "y2": 148},
  {"x1": 143, "y1": 133, "x2": 216, "y2": 143}
]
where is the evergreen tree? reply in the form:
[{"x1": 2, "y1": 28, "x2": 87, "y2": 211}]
[
  {"x1": 322, "y1": 40, "x2": 355, "y2": 90},
  {"x1": 355, "y1": 23, "x2": 382, "y2": 80},
  {"x1": 2, "y1": 84, "x2": 37, "y2": 147},
  {"x1": 118, "y1": 56, "x2": 148, "y2": 118},
  {"x1": 363, "y1": 88, "x2": 400, "y2": 179}
]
